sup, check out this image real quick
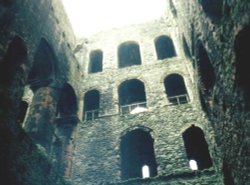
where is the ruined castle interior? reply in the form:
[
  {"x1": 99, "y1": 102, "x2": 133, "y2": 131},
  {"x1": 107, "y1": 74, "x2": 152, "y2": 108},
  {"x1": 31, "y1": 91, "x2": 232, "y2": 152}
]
[{"x1": 0, "y1": 0, "x2": 250, "y2": 185}]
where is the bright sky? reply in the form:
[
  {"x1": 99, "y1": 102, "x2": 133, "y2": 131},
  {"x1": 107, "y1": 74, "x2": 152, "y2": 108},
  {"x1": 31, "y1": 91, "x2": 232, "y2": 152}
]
[{"x1": 62, "y1": 0, "x2": 166, "y2": 37}]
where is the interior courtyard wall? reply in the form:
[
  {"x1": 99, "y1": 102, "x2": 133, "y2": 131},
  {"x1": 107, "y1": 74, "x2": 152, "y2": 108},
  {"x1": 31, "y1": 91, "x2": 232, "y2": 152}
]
[
  {"x1": 73, "y1": 19, "x2": 222, "y2": 185},
  {"x1": 166, "y1": 0, "x2": 250, "y2": 184}
]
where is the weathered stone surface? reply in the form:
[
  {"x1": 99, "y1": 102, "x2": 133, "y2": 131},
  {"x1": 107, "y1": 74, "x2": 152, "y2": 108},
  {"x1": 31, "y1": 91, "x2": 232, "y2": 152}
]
[
  {"x1": 0, "y1": 0, "x2": 250, "y2": 185},
  {"x1": 72, "y1": 19, "x2": 221, "y2": 185}
]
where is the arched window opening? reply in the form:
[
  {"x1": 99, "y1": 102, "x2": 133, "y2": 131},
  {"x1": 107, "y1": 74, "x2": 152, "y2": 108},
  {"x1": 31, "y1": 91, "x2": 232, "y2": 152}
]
[
  {"x1": 57, "y1": 83, "x2": 78, "y2": 118},
  {"x1": 182, "y1": 125, "x2": 213, "y2": 170},
  {"x1": 118, "y1": 79, "x2": 147, "y2": 114},
  {"x1": 84, "y1": 90, "x2": 100, "y2": 121},
  {"x1": 164, "y1": 74, "x2": 189, "y2": 105},
  {"x1": 155, "y1": 35, "x2": 176, "y2": 60},
  {"x1": 234, "y1": 26, "x2": 250, "y2": 109},
  {"x1": 89, "y1": 50, "x2": 103, "y2": 73},
  {"x1": 196, "y1": 42, "x2": 215, "y2": 97},
  {"x1": 27, "y1": 39, "x2": 56, "y2": 91},
  {"x1": 120, "y1": 129, "x2": 157, "y2": 180},
  {"x1": 200, "y1": 0, "x2": 223, "y2": 21},
  {"x1": 5, "y1": 36, "x2": 27, "y2": 66},
  {"x1": 118, "y1": 41, "x2": 141, "y2": 68},
  {"x1": 142, "y1": 165, "x2": 150, "y2": 178},
  {"x1": 0, "y1": 36, "x2": 27, "y2": 85},
  {"x1": 17, "y1": 101, "x2": 29, "y2": 124}
]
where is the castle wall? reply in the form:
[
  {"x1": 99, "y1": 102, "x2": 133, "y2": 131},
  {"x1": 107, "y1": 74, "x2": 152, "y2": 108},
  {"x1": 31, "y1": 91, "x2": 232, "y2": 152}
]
[
  {"x1": 73, "y1": 20, "x2": 222, "y2": 185},
  {"x1": 0, "y1": 1, "x2": 81, "y2": 184},
  {"x1": 166, "y1": 0, "x2": 250, "y2": 184}
]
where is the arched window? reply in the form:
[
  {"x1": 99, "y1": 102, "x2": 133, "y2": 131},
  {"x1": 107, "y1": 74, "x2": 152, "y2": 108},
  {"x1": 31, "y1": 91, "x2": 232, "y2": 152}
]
[
  {"x1": 54, "y1": 83, "x2": 78, "y2": 177},
  {"x1": 57, "y1": 83, "x2": 78, "y2": 117},
  {"x1": 89, "y1": 50, "x2": 103, "y2": 73},
  {"x1": 155, "y1": 35, "x2": 176, "y2": 60},
  {"x1": 27, "y1": 38, "x2": 56, "y2": 91},
  {"x1": 196, "y1": 42, "x2": 215, "y2": 97},
  {"x1": 118, "y1": 79, "x2": 147, "y2": 114},
  {"x1": 84, "y1": 90, "x2": 100, "y2": 120},
  {"x1": 164, "y1": 74, "x2": 189, "y2": 105},
  {"x1": 200, "y1": 0, "x2": 223, "y2": 21},
  {"x1": 120, "y1": 129, "x2": 157, "y2": 180},
  {"x1": 17, "y1": 101, "x2": 29, "y2": 124},
  {"x1": 182, "y1": 125, "x2": 213, "y2": 170},
  {"x1": 118, "y1": 41, "x2": 141, "y2": 68},
  {"x1": 234, "y1": 26, "x2": 250, "y2": 109},
  {"x1": 0, "y1": 36, "x2": 27, "y2": 86}
]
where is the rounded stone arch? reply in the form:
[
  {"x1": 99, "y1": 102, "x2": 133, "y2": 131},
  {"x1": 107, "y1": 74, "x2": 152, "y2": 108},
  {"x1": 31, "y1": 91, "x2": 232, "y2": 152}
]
[
  {"x1": 163, "y1": 73, "x2": 189, "y2": 104},
  {"x1": 83, "y1": 89, "x2": 101, "y2": 120},
  {"x1": 119, "y1": 126, "x2": 157, "y2": 180},
  {"x1": 83, "y1": 89, "x2": 100, "y2": 109},
  {"x1": 117, "y1": 40, "x2": 142, "y2": 68},
  {"x1": 160, "y1": 71, "x2": 186, "y2": 84},
  {"x1": 5, "y1": 36, "x2": 28, "y2": 65},
  {"x1": 0, "y1": 35, "x2": 28, "y2": 86},
  {"x1": 118, "y1": 78, "x2": 147, "y2": 106},
  {"x1": 180, "y1": 123, "x2": 205, "y2": 135},
  {"x1": 120, "y1": 125, "x2": 153, "y2": 139},
  {"x1": 27, "y1": 38, "x2": 57, "y2": 91},
  {"x1": 154, "y1": 35, "x2": 176, "y2": 60},
  {"x1": 56, "y1": 83, "x2": 78, "y2": 117},
  {"x1": 182, "y1": 124, "x2": 213, "y2": 170},
  {"x1": 115, "y1": 75, "x2": 148, "y2": 89}
]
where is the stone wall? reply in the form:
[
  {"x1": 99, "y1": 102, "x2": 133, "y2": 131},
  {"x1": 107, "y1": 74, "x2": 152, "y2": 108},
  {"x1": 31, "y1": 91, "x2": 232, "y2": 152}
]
[
  {"x1": 166, "y1": 0, "x2": 250, "y2": 184},
  {"x1": 0, "y1": 1, "x2": 81, "y2": 184},
  {"x1": 73, "y1": 20, "x2": 222, "y2": 185}
]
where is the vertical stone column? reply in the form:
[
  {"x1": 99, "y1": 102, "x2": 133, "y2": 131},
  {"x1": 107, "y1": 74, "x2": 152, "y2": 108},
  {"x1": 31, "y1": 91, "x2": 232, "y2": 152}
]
[
  {"x1": 21, "y1": 86, "x2": 34, "y2": 127},
  {"x1": 25, "y1": 85, "x2": 58, "y2": 153},
  {"x1": 55, "y1": 116, "x2": 78, "y2": 177},
  {"x1": 78, "y1": 99, "x2": 84, "y2": 122}
]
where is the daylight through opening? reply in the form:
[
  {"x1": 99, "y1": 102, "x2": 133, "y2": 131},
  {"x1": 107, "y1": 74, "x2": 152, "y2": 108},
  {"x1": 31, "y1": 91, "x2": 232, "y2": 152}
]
[
  {"x1": 182, "y1": 125, "x2": 213, "y2": 170},
  {"x1": 120, "y1": 129, "x2": 157, "y2": 180}
]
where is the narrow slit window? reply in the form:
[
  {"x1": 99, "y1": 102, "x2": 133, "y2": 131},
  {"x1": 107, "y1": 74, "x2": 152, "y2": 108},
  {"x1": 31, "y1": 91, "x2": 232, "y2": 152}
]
[
  {"x1": 142, "y1": 165, "x2": 150, "y2": 178},
  {"x1": 17, "y1": 101, "x2": 29, "y2": 124},
  {"x1": 89, "y1": 50, "x2": 103, "y2": 73},
  {"x1": 189, "y1": 159, "x2": 198, "y2": 171}
]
